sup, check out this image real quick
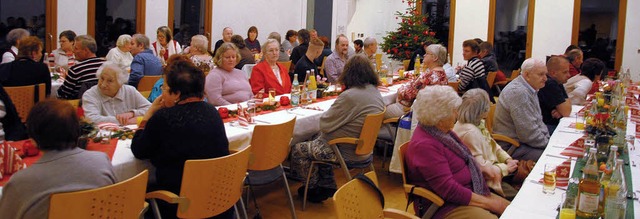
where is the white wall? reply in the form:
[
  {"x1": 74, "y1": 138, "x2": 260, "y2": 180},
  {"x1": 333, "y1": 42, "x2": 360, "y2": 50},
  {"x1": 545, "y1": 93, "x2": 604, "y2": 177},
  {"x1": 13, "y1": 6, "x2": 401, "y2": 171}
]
[
  {"x1": 211, "y1": 0, "x2": 306, "y2": 49},
  {"x1": 57, "y1": 0, "x2": 87, "y2": 36},
  {"x1": 451, "y1": 0, "x2": 490, "y2": 65},
  {"x1": 343, "y1": 0, "x2": 406, "y2": 62},
  {"x1": 145, "y1": 0, "x2": 169, "y2": 44},
  {"x1": 621, "y1": 0, "x2": 640, "y2": 81},
  {"x1": 530, "y1": 0, "x2": 574, "y2": 62}
]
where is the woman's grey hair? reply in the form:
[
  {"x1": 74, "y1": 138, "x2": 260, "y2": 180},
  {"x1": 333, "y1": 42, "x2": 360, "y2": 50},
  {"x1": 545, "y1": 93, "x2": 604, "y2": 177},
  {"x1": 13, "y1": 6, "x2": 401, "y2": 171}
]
[
  {"x1": 261, "y1": 39, "x2": 280, "y2": 54},
  {"x1": 425, "y1": 44, "x2": 448, "y2": 66},
  {"x1": 267, "y1": 32, "x2": 282, "y2": 44},
  {"x1": 458, "y1": 89, "x2": 490, "y2": 126},
  {"x1": 414, "y1": 85, "x2": 462, "y2": 126},
  {"x1": 96, "y1": 61, "x2": 129, "y2": 86},
  {"x1": 190, "y1": 35, "x2": 209, "y2": 53},
  {"x1": 116, "y1": 34, "x2": 132, "y2": 48},
  {"x1": 6, "y1": 28, "x2": 30, "y2": 46}
]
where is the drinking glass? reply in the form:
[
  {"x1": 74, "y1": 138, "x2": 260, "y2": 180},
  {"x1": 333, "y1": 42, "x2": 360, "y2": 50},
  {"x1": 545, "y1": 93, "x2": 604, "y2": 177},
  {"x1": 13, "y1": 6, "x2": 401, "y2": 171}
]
[
  {"x1": 575, "y1": 116, "x2": 585, "y2": 130},
  {"x1": 559, "y1": 193, "x2": 577, "y2": 219},
  {"x1": 543, "y1": 163, "x2": 557, "y2": 194},
  {"x1": 246, "y1": 100, "x2": 257, "y2": 119}
]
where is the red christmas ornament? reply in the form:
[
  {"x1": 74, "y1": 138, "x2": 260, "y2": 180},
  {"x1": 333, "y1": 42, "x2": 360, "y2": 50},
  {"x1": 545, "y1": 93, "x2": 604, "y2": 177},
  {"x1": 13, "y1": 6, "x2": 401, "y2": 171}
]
[
  {"x1": 424, "y1": 30, "x2": 429, "y2": 35},
  {"x1": 387, "y1": 49, "x2": 391, "y2": 53},
  {"x1": 404, "y1": 43, "x2": 409, "y2": 47},
  {"x1": 429, "y1": 31, "x2": 436, "y2": 36}
]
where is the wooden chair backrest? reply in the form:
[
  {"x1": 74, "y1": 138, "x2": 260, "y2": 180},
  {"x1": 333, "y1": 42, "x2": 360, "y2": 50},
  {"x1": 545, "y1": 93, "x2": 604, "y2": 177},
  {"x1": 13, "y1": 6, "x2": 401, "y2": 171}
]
[
  {"x1": 333, "y1": 171, "x2": 383, "y2": 219},
  {"x1": 66, "y1": 99, "x2": 80, "y2": 108},
  {"x1": 487, "y1": 71, "x2": 497, "y2": 88},
  {"x1": 49, "y1": 170, "x2": 149, "y2": 219},
  {"x1": 448, "y1": 81, "x2": 459, "y2": 93},
  {"x1": 137, "y1": 75, "x2": 161, "y2": 92},
  {"x1": 402, "y1": 59, "x2": 410, "y2": 71},
  {"x1": 277, "y1": 60, "x2": 292, "y2": 71},
  {"x1": 177, "y1": 146, "x2": 251, "y2": 218},
  {"x1": 375, "y1": 53, "x2": 383, "y2": 71},
  {"x1": 355, "y1": 109, "x2": 386, "y2": 155},
  {"x1": 510, "y1": 69, "x2": 520, "y2": 80},
  {"x1": 249, "y1": 117, "x2": 296, "y2": 171},
  {"x1": 318, "y1": 56, "x2": 328, "y2": 77},
  {"x1": 487, "y1": 103, "x2": 496, "y2": 133},
  {"x1": 5, "y1": 83, "x2": 46, "y2": 123}
]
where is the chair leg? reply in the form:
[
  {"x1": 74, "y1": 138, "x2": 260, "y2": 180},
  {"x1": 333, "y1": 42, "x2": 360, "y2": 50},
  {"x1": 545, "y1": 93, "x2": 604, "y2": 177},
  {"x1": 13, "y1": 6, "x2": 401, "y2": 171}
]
[
  {"x1": 302, "y1": 162, "x2": 315, "y2": 211},
  {"x1": 330, "y1": 144, "x2": 352, "y2": 181},
  {"x1": 280, "y1": 165, "x2": 298, "y2": 219},
  {"x1": 236, "y1": 197, "x2": 248, "y2": 219},
  {"x1": 150, "y1": 199, "x2": 162, "y2": 219},
  {"x1": 381, "y1": 142, "x2": 388, "y2": 170}
]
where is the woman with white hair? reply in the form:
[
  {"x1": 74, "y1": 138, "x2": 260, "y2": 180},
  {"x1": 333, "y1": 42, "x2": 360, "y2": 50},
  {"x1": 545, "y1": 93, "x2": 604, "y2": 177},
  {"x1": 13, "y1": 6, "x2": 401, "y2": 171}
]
[
  {"x1": 452, "y1": 89, "x2": 518, "y2": 198},
  {"x1": 249, "y1": 38, "x2": 292, "y2": 95},
  {"x1": 1, "y1": 28, "x2": 30, "y2": 63},
  {"x1": 105, "y1": 34, "x2": 134, "y2": 71},
  {"x1": 387, "y1": 44, "x2": 448, "y2": 117},
  {"x1": 82, "y1": 61, "x2": 151, "y2": 124},
  {"x1": 187, "y1": 35, "x2": 214, "y2": 73},
  {"x1": 404, "y1": 85, "x2": 509, "y2": 219}
]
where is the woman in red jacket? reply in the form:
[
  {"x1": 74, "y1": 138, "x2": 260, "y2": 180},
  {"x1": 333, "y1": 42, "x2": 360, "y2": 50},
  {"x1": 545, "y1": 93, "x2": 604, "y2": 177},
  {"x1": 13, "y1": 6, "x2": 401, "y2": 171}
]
[{"x1": 249, "y1": 39, "x2": 291, "y2": 95}]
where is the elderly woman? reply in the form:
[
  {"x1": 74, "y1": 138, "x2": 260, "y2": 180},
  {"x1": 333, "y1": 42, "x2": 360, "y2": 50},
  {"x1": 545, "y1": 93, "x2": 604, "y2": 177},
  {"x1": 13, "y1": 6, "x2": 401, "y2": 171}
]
[
  {"x1": 105, "y1": 34, "x2": 134, "y2": 71},
  {"x1": 245, "y1": 26, "x2": 261, "y2": 54},
  {"x1": 0, "y1": 99, "x2": 116, "y2": 218},
  {"x1": 249, "y1": 39, "x2": 292, "y2": 95},
  {"x1": 50, "y1": 30, "x2": 76, "y2": 69},
  {"x1": 387, "y1": 44, "x2": 449, "y2": 118},
  {"x1": 205, "y1": 43, "x2": 253, "y2": 106},
  {"x1": 564, "y1": 58, "x2": 605, "y2": 105},
  {"x1": 82, "y1": 62, "x2": 151, "y2": 124},
  {"x1": 282, "y1": 30, "x2": 299, "y2": 55},
  {"x1": 0, "y1": 36, "x2": 52, "y2": 96},
  {"x1": 188, "y1": 35, "x2": 214, "y2": 73},
  {"x1": 230, "y1": 34, "x2": 256, "y2": 69},
  {"x1": 131, "y1": 55, "x2": 231, "y2": 218},
  {"x1": 1, "y1": 28, "x2": 30, "y2": 63},
  {"x1": 291, "y1": 55, "x2": 384, "y2": 203},
  {"x1": 405, "y1": 85, "x2": 509, "y2": 219},
  {"x1": 152, "y1": 26, "x2": 182, "y2": 64},
  {"x1": 453, "y1": 89, "x2": 518, "y2": 198}
]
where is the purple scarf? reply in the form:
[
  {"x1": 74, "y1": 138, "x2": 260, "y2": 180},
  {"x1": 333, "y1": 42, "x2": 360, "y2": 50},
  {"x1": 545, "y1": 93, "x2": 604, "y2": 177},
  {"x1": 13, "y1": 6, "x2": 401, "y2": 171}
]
[{"x1": 421, "y1": 125, "x2": 490, "y2": 196}]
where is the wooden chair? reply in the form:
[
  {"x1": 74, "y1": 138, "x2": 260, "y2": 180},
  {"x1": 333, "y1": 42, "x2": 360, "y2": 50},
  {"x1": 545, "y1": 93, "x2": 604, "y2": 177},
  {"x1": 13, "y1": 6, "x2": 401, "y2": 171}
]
[
  {"x1": 486, "y1": 104, "x2": 521, "y2": 154},
  {"x1": 278, "y1": 60, "x2": 292, "y2": 72},
  {"x1": 140, "y1": 91, "x2": 151, "y2": 99},
  {"x1": 302, "y1": 109, "x2": 385, "y2": 210},
  {"x1": 402, "y1": 59, "x2": 410, "y2": 71},
  {"x1": 494, "y1": 69, "x2": 520, "y2": 89},
  {"x1": 137, "y1": 75, "x2": 161, "y2": 92},
  {"x1": 49, "y1": 170, "x2": 149, "y2": 219},
  {"x1": 65, "y1": 99, "x2": 80, "y2": 108},
  {"x1": 448, "y1": 81, "x2": 459, "y2": 93},
  {"x1": 380, "y1": 116, "x2": 400, "y2": 169},
  {"x1": 487, "y1": 71, "x2": 497, "y2": 88},
  {"x1": 5, "y1": 83, "x2": 46, "y2": 123},
  {"x1": 146, "y1": 146, "x2": 251, "y2": 219},
  {"x1": 318, "y1": 56, "x2": 328, "y2": 77},
  {"x1": 398, "y1": 142, "x2": 444, "y2": 219},
  {"x1": 246, "y1": 117, "x2": 297, "y2": 219},
  {"x1": 333, "y1": 171, "x2": 418, "y2": 219}
]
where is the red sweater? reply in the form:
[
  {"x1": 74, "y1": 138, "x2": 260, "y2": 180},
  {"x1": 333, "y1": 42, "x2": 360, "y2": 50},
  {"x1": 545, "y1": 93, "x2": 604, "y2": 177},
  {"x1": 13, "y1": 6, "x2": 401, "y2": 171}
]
[{"x1": 249, "y1": 61, "x2": 292, "y2": 95}]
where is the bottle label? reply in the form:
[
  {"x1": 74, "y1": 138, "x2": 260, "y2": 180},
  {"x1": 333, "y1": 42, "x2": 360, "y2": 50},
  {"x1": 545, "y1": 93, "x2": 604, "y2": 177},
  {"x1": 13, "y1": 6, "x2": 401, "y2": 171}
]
[
  {"x1": 578, "y1": 192, "x2": 599, "y2": 213},
  {"x1": 291, "y1": 93, "x2": 299, "y2": 106}
]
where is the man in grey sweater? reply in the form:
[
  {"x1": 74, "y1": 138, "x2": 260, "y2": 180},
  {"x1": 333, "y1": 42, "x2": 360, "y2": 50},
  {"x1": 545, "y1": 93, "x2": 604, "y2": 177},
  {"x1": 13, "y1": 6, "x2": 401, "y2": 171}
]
[{"x1": 493, "y1": 58, "x2": 550, "y2": 161}]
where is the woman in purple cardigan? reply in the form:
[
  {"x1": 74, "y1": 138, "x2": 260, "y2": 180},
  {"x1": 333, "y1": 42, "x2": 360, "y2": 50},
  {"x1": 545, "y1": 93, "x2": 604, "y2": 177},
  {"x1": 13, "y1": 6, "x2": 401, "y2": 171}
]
[{"x1": 404, "y1": 85, "x2": 510, "y2": 219}]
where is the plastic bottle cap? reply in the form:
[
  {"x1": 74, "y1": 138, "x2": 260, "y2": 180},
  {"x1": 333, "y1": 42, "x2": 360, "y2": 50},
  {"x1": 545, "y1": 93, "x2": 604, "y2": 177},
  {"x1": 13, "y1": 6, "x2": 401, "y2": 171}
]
[
  {"x1": 590, "y1": 147, "x2": 597, "y2": 152},
  {"x1": 610, "y1": 145, "x2": 618, "y2": 151}
]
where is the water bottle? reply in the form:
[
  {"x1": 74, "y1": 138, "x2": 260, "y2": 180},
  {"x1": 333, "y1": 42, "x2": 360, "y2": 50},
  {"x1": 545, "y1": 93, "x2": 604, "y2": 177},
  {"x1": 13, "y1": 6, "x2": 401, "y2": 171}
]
[
  {"x1": 291, "y1": 74, "x2": 300, "y2": 106},
  {"x1": 604, "y1": 159, "x2": 626, "y2": 219}
]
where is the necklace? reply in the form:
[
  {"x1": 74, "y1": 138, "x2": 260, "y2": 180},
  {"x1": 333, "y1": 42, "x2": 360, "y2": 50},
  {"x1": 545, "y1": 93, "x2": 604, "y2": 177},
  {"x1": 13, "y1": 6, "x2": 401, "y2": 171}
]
[{"x1": 176, "y1": 97, "x2": 202, "y2": 105}]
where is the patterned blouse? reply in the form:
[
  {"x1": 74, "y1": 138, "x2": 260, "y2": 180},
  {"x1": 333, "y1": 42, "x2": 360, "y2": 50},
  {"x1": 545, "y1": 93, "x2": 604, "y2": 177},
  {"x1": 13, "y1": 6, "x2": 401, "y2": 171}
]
[{"x1": 397, "y1": 69, "x2": 448, "y2": 108}]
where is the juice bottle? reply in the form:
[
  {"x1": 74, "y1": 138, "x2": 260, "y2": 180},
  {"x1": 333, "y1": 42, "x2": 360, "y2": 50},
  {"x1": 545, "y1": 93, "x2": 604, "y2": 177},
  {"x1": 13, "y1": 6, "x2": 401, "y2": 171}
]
[{"x1": 576, "y1": 148, "x2": 601, "y2": 219}]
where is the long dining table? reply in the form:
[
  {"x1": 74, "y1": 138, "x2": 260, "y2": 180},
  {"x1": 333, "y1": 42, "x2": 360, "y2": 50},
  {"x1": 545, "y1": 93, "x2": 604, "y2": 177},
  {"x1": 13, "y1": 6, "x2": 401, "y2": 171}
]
[
  {"x1": 501, "y1": 105, "x2": 640, "y2": 218},
  {"x1": 110, "y1": 82, "x2": 405, "y2": 182}
]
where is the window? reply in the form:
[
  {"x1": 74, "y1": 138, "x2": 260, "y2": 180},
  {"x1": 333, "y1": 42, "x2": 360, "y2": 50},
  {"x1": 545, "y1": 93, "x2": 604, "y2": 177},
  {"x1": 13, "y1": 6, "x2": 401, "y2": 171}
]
[
  {"x1": 491, "y1": 0, "x2": 532, "y2": 74},
  {"x1": 92, "y1": 0, "x2": 138, "y2": 57},
  {"x1": 0, "y1": 0, "x2": 49, "y2": 52}
]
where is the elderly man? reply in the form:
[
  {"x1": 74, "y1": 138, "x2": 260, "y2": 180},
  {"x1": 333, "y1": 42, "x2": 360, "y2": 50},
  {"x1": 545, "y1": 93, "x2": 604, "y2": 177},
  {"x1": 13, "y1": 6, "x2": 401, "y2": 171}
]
[
  {"x1": 324, "y1": 34, "x2": 350, "y2": 83},
  {"x1": 565, "y1": 48, "x2": 583, "y2": 77},
  {"x1": 363, "y1": 37, "x2": 378, "y2": 63},
  {"x1": 128, "y1": 34, "x2": 163, "y2": 87},
  {"x1": 83, "y1": 62, "x2": 150, "y2": 125},
  {"x1": 1, "y1": 28, "x2": 30, "y2": 64},
  {"x1": 293, "y1": 37, "x2": 324, "y2": 84},
  {"x1": 493, "y1": 58, "x2": 550, "y2": 161},
  {"x1": 213, "y1": 27, "x2": 233, "y2": 56},
  {"x1": 57, "y1": 35, "x2": 105, "y2": 100},
  {"x1": 538, "y1": 56, "x2": 571, "y2": 134}
]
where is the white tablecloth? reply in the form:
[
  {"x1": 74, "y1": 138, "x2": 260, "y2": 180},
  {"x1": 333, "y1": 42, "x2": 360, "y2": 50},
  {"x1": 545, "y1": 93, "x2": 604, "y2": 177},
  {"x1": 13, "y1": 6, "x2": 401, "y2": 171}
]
[
  {"x1": 111, "y1": 83, "x2": 403, "y2": 182},
  {"x1": 501, "y1": 105, "x2": 640, "y2": 218}
]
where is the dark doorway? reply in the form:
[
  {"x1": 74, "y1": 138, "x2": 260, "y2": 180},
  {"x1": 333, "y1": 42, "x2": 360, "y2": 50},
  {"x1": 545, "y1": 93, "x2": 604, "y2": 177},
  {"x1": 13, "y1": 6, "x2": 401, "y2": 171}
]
[
  {"x1": 94, "y1": 0, "x2": 137, "y2": 57},
  {"x1": 312, "y1": 0, "x2": 333, "y2": 38},
  {"x1": 0, "y1": 0, "x2": 46, "y2": 53}
]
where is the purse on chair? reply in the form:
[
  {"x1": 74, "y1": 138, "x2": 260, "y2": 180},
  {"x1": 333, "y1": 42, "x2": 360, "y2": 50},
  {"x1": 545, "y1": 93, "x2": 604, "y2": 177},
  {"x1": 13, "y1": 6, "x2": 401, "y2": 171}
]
[{"x1": 509, "y1": 160, "x2": 535, "y2": 189}]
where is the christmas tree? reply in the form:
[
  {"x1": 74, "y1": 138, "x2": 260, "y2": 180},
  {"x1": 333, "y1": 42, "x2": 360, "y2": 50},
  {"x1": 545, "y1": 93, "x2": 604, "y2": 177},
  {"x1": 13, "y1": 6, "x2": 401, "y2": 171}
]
[{"x1": 381, "y1": 0, "x2": 439, "y2": 61}]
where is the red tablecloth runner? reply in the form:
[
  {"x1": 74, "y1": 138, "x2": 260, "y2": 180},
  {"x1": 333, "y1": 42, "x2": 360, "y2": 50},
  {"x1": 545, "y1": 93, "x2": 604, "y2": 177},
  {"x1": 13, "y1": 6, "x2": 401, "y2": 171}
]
[
  {"x1": 0, "y1": 138, "x2": 118, "y2": 186},
  {"x1": 221, "y1": 95, "x2": 339, "y2": 123}
]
